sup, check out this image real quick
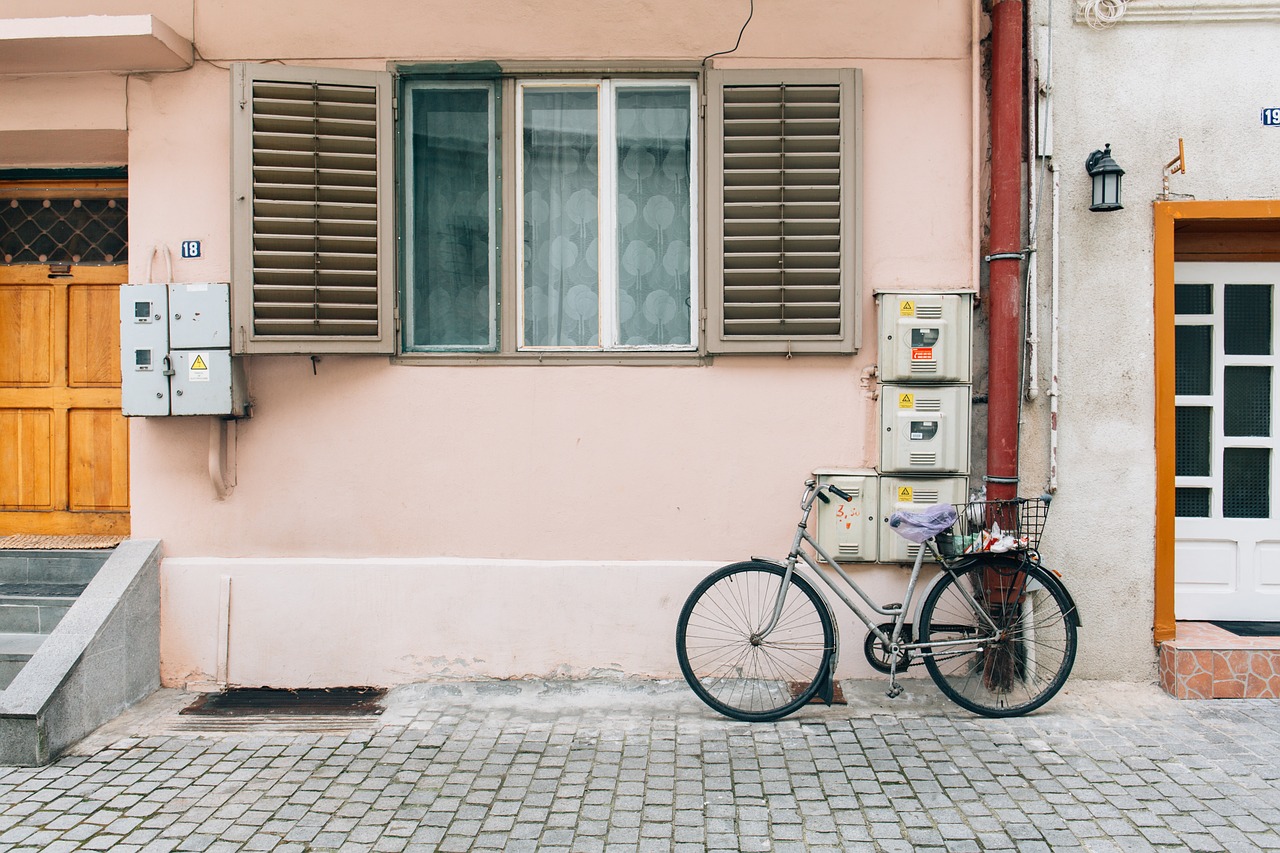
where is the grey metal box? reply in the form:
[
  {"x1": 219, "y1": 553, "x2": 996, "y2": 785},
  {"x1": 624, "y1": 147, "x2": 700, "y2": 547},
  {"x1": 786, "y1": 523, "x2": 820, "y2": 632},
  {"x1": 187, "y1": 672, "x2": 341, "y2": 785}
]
[
  {"x1": 120, "y1": 284, "x2": 171, "y2": 416},
  {"x1": 880, "y1": 384, "x2": 971, "y2": 474},
  {"x1": 170, "y1": 350, "x2": 248, "y2": 416},
  {"x1": 169, "y1": 283, "x2": 231, "y2": 349}
]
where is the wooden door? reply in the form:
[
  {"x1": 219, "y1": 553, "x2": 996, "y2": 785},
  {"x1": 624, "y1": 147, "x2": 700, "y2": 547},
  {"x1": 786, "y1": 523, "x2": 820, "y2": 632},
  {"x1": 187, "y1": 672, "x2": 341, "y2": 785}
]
[{"x1": 0, "y1": 264, "x2": 129, "y2": 535}]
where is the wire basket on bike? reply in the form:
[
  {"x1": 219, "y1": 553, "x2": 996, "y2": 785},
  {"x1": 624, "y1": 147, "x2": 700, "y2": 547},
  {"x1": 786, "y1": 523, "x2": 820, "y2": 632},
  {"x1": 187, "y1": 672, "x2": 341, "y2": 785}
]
[{"x1": 935, "y1": 497, "x2": 1050, "y2": 557}]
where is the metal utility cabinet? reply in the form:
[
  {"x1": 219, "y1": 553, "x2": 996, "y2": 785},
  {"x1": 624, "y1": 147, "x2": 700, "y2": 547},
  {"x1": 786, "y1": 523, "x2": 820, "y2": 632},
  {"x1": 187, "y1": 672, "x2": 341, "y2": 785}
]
[{"x1": 120, "y1": 282, "x2": 248, "y2": 417}]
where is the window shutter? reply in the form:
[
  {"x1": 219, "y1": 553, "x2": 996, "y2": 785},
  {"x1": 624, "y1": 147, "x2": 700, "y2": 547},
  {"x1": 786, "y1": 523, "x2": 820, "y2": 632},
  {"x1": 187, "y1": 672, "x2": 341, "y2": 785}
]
[
  {"x1": 706, "y1": 68, "x2": 861, "y2": 354},
  {"x1": 232, "y1": 64, "x2": 394, "y2": 354}
]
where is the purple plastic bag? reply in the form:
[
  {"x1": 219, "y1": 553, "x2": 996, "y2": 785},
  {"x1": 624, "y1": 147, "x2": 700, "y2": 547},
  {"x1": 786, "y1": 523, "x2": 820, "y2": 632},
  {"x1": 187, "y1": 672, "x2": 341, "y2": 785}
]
[{"x1": 887, "y1": 504, "x2": 958, "y2": 544}]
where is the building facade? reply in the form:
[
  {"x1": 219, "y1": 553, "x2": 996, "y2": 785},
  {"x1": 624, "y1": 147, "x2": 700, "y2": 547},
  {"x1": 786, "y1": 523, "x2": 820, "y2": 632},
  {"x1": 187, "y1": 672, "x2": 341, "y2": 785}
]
[
  {"x1": 1020, "y1": 0, "x2": 1280, "y2": 686},
  {"x1": 18, "y1": 1, "x2": 1238, "y2": 692}
]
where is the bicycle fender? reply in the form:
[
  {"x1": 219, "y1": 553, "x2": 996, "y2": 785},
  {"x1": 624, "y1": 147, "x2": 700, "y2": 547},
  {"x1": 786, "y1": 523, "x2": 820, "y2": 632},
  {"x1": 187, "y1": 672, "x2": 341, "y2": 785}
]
[{"x1": 913, "y1": 555, "x2": 1082, "y2": 629}]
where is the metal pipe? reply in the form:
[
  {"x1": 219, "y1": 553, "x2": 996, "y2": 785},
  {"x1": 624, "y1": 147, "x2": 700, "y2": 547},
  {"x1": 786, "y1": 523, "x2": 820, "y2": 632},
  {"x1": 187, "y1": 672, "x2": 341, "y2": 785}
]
[
  {"x1": 1049, "y1": 163, "x2": 1061, "y2": 493},
  {"x1": 1025, "y1": 5, "x2": 1040, "y2": 402},
  {"x1": 986, "y1": 0, "x2": 1026, "y2": 502}
]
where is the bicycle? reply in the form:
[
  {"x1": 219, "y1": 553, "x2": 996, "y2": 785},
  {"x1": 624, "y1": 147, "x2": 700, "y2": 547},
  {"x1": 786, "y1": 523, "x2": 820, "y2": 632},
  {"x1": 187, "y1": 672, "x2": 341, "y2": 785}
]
[{"x1": 675, "y1": 479, "x2": 1080, "y2": 721}]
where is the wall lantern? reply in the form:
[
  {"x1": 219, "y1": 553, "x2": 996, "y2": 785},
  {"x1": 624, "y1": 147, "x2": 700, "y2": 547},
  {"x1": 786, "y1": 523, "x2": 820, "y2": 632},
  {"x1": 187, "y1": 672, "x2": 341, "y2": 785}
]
[{"x1": 1085, "y1": 144, "x2": 1124, "y2": 212}]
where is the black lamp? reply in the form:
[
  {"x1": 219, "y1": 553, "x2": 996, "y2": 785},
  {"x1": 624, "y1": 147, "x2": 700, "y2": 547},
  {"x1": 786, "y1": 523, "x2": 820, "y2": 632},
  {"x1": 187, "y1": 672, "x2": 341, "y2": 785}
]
[{"x1": 1085, "y1": 144, "x2": 1124, "y2": 212}]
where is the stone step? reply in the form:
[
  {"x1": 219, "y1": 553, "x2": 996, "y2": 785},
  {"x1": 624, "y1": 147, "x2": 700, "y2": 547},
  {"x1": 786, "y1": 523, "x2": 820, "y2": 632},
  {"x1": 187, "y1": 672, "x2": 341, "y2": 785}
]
[
  {"x1": 0, "y1": 550, "x2": 112, "y2": 585},
  {"x1": 0, "y1": 585, "x2": 84, "y2": 634},
  {"x1": 0, "y1": 632, "x2": 46, "y2": 690}
]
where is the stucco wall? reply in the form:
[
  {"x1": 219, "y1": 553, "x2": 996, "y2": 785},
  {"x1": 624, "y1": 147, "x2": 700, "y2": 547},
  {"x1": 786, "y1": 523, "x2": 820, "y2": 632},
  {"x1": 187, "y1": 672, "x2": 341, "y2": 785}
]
[
  {"x1": 5, "y1": 0, "x2": 981, "y2": 687},
  {"x1": 1020, "y1": 2, "x2": 1280, "y2": 681}
]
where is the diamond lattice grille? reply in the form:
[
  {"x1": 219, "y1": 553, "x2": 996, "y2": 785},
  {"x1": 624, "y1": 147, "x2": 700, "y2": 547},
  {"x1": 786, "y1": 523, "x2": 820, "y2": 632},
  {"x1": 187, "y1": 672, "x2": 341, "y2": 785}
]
[{"x1": 1, "y1": 195, "x2": 127, "y2": 265}]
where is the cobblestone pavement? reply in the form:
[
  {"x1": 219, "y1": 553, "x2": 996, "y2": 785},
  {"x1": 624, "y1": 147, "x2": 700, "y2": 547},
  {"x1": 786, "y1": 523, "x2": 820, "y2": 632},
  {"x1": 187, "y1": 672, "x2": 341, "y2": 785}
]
[{"x1": 1, "y1": 680, "x2": 1278, "y2": 852}]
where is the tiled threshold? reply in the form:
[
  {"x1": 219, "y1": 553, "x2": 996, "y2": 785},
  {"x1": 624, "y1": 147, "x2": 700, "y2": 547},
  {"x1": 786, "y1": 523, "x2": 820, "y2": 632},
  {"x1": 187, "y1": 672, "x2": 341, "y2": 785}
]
[{"x1": 1158, "y1": 621, "x2": 1280, "y2": 699}]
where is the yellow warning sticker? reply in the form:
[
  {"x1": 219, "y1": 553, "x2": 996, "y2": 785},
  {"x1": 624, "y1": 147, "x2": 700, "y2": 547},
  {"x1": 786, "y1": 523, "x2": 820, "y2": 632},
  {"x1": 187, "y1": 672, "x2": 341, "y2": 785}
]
[
  {"x1": 898, "y1": 392, "x2": 915, "y2": 409},
  {"x1": 188, "y1": 353, "x2": 211, "y2": 383},
  {"x1": 899, "y1": 300, "x2": 915, "y2": 317},
  {"x1": 897, "y1": 485, "x2": 913, "y2": 502}
]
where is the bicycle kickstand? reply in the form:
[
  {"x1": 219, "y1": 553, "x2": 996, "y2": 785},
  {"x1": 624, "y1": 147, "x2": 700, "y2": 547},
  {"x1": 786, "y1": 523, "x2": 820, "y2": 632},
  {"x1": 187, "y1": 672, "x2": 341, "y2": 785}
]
[{"x1": 886, "y1": 649, "x2": 904, "y2": 699}]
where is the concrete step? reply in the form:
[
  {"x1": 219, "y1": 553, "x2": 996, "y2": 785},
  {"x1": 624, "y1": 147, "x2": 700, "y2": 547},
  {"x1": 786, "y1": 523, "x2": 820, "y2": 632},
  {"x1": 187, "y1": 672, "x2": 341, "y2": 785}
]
[
  {"x1": 0, "y1": 632, "x2": 46, "y2": 690},
  {"x1": 0, "y1": 584, "x2": 85, "y2": 634},
  {"x1": 0, "y1": 550, "x2": 112, "y2": 585}
]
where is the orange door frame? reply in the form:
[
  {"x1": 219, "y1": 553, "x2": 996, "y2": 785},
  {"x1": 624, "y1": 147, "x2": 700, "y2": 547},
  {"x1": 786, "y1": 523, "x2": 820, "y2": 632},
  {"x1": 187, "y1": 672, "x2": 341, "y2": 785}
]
[{"x1": 1153, "y1": 199, "x2": 1280, "y2": 643}]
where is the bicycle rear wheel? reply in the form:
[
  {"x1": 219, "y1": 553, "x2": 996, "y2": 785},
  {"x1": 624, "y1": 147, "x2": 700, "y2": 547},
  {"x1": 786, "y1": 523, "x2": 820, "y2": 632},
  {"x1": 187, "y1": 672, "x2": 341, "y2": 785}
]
[
  {"x1": 676, "y1": 561, "x2": 835, "y2": 722},
  {"x1": 919, "y1": 557, "x2": 1076, "y2": 717}
]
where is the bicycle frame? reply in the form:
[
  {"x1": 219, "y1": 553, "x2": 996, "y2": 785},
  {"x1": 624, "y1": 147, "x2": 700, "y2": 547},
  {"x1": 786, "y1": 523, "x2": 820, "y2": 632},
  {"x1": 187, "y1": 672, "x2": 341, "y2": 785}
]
[{"x1": 755, "y1": 481, "x2": 1002, "y2": 694}]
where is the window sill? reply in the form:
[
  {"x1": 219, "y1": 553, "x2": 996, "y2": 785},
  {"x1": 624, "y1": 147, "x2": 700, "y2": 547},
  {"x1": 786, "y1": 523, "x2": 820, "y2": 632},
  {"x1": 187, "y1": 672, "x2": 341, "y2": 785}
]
[{"x1": 391, "y1": 351, "x2": 710, "y2": 367}]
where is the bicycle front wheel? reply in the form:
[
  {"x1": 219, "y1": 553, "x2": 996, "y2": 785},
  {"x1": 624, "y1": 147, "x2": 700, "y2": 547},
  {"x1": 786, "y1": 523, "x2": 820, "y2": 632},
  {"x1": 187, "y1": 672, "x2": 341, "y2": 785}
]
[
  {"x1": 919, "y1": 557, "x2": 1077, "y2": 717},
  {"x1": 676, "y1": 561, "x2": 835, "y2": 722}
]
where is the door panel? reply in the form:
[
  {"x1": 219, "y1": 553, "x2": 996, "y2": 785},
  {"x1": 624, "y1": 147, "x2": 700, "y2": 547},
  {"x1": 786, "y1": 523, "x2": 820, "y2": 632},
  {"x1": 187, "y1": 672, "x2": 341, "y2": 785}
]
[
  {"x1": 1174, "y1": 262, "x2": 1278, "y2": 620},
  {"x1": 68, "y1": 408, "x2": 129, "y2": 510},
  {"x1": 0, "y1": 265, "x2": 129, "y2": 535},
  {"x1": 69, "y1": 285, "x2": 122, "y2": 387},
  {"x1": 0, "y1": 286, "x2": 53, "y2": 385},
  {"x1": 0, "y1": 409, "x2": 54, "y2": 508}
]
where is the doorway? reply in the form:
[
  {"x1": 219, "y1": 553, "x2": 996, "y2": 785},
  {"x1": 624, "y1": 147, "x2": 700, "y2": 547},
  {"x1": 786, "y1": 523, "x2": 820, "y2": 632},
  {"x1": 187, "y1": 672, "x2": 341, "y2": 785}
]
[
  {"x1": 0, "y1": 178, "x2": 129, "y2": 535},
  {"x1": 1154, "y1": 202, "x2": 1280, "y2": 639}
]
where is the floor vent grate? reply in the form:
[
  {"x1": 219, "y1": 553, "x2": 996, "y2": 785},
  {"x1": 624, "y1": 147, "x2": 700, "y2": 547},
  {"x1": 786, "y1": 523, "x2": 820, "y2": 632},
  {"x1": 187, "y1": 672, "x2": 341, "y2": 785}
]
[{"x1": 181, "y1": 687, "x2": 386, "y2": 716}]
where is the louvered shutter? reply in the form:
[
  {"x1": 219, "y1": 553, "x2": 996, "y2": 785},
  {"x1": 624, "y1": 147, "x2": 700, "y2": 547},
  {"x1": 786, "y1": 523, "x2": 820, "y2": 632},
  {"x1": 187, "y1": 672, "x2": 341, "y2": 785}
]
[
  {"x1": 706, "y1": 69, "x2": 861, "y2": 354},
  {"x1": 232, "y1": 64, "x2": 394, "y2": 354}
]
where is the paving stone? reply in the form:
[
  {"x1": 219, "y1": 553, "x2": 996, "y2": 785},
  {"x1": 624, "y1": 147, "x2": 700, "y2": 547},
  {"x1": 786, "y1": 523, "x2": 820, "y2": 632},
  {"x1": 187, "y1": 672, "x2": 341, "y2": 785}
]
[{"x1": 2, "y1": 683, "x2": 1279, "y2": 852}]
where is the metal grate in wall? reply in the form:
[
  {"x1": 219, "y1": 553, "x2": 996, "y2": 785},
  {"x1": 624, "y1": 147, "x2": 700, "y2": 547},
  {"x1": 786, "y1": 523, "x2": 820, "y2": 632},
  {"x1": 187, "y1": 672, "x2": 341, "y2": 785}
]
[{"x1": 0, "y1": 193, "x2": 127, "y2": 265}]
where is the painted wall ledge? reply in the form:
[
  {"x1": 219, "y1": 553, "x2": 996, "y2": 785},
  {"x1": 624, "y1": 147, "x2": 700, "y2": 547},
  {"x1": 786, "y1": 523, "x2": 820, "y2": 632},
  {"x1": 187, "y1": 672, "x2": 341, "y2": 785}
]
[
  {"x1": 1076, "y1": 0, "x2": 1280, "y2": 24},
  {"x1": 0, "y1": 15, "x2": 193, "y2": 75}
]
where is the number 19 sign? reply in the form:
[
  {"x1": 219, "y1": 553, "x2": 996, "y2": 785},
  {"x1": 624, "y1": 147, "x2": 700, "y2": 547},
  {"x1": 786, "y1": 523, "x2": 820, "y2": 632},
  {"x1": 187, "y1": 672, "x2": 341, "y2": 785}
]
[{"x1": 1264, "y1": 108, "x2": 1280, "y2": 126}]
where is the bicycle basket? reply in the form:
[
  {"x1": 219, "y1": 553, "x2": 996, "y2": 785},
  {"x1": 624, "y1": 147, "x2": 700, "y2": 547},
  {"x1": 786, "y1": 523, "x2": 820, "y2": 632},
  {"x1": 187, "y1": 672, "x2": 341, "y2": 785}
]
[{"x1": 940, "y1": 498, "x2": 1050, "y2": 556}]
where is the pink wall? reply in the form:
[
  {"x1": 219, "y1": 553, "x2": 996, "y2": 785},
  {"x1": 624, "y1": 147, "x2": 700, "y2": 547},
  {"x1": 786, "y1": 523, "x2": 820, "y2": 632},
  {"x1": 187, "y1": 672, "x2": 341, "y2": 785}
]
[
  {"x1": 118, "y1": 14, "x2": 977, "y2": 562},
  {"x1": 5, "y1": 0, "x2": 980, "y2": 685}
]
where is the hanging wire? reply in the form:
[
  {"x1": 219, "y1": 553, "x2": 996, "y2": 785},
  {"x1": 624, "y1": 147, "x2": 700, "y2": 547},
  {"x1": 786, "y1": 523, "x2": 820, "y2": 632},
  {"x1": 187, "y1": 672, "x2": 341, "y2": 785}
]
[{"x1": 702, "y1": 0, "x2": 755, "y2": 67}]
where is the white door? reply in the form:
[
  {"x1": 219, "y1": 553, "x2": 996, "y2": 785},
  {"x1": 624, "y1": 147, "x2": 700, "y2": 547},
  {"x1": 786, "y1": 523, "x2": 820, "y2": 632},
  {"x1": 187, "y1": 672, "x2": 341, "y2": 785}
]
[{"x1": 1174, "y1": 262, "x2": 1279, "y2": 621}]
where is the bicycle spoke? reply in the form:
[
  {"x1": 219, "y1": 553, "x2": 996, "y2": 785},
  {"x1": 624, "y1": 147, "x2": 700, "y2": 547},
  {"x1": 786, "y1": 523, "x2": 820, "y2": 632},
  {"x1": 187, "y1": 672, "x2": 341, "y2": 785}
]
[
  {"x1": 676, "y1": 562, "x2": 834, "y2": 721},
  {"x1": 920, "y1": 560, "x2": 1076, "y2": 717}
]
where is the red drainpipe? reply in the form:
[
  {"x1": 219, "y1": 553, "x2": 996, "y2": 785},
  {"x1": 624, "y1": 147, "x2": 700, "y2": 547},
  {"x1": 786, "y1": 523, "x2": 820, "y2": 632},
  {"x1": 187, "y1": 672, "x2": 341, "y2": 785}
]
[{"x1": 986, "y1": 0, "x2": 1025, "y2": 503}]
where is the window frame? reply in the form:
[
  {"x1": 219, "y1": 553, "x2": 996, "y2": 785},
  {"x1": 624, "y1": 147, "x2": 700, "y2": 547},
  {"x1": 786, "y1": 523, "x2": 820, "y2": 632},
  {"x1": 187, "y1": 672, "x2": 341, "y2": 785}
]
[
  {"x1": 513, "y1": 77, "x2": 700, "y2": 353},
  {"x1": 397, "y1": 70, "x2": 701, "y2": 360},
  {"x1": 399, "y1": 78, "x2": 501, "y2": 353}
]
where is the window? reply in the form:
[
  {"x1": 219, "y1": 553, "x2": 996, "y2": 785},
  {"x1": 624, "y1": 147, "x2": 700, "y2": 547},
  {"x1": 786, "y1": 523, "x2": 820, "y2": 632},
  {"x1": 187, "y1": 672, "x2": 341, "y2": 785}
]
[
  {"x1": 401, "y1": 75, "x2": 697, "y2": 354},
  {"x1": 232, "y1": 64, "x2": 860, "y2": 358},
  {"x1": 402, "y1": 81, "x2": 498, "y2": 351}
]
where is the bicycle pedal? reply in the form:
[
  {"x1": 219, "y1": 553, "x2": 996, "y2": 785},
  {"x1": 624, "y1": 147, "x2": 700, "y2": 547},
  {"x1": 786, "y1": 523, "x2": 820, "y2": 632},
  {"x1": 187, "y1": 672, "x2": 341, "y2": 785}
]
[{"x1": 886, "y1": 684, "x2": 903, "y2": 699}]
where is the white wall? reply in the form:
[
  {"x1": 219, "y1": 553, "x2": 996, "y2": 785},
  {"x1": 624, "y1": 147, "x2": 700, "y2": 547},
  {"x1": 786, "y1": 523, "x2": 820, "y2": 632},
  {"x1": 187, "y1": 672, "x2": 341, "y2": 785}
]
[{"x1": 1020, "y1": 1, "x2": 1280, "y2": 680}]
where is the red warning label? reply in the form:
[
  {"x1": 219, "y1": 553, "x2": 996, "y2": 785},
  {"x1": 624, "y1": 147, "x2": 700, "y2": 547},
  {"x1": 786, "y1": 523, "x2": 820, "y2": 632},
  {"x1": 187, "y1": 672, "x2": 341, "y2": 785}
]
[{"x1": 911, "y1": 347, "x2": 934, "y2": 361}]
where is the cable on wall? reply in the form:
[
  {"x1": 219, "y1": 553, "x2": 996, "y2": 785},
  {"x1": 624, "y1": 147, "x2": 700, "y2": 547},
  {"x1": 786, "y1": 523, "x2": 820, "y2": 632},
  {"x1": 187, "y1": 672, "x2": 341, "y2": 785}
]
[{"x1": 702, "y1": 0, "x2": 755, "y2": 67}]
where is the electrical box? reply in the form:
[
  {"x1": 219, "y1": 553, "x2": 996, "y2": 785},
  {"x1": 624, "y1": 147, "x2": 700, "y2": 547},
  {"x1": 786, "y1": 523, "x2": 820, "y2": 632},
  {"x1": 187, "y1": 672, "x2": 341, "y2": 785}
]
[
  {"x1": 813, "y1": 470, "x2": 879, "y2": 563},
  {"x1": 120, "y1": 283, "x2": 248, "y2": 417},
  {"x1": 878, "y1": 475, "x2": 968, "y2": 564},
  {"x1": 880, "y1": 384, "x2": 971, "y2": 474},
  {"x1": 877, "y1": 292, "x2": 972, "y2": 384}
]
